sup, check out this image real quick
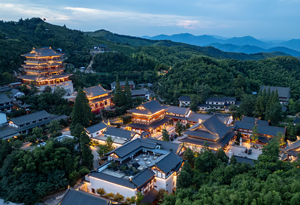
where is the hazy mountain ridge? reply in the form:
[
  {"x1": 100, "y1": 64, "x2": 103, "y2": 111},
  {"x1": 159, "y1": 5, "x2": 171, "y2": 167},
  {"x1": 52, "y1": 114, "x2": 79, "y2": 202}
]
[
  {"x1": 145, "y1": 33, "x2": 300, "y2": 55},
  {"x1": 209, "y1": 43, "x2": 300, "y2": 57}
]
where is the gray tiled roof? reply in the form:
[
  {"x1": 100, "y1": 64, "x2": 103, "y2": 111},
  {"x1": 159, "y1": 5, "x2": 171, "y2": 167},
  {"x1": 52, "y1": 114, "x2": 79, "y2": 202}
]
[
  {"x1": 0, "y1": 94, "x2": 12, "y2": 104},
  {"x1": 89, "y1": 172, "x2": 137, "y2": 189},
  {"x1": 143, "y1": 138, "x2": 182, "y2": 153},
  {"x1": 206, "y1": 97, "x2": 236, "y2": 102},
  {"x1": 127, "y1": 118, "x2": 169, "y2": 130},
  {"x1": 187, "y1": 112, "x2": 212, "y2": 123},
  {"x1": 111, "y1": 81, "x2": 135, "y2": 87},
  {"x1": 19, "y1": 73, "x2": 72, "y2": 81},
  {"x1": 234, "y1": 121, "x2": 285, "y2": 136},
  {"x1": 0, "y1": 128, "x2": 19, "y2": 140},
  {"x1": 166, "y1": 106, "x2": 190, "y2": 115},
  {"x1": 202, "y1": 115, "x2": 233, "y2": 139},
  {"x1": 293, "y1": 118, "x2": 300, "y2": 124},
  {"x1": 85, "y1": 122, "x2": 107, "y2": 134},
  {"x1": 131, "y1": 169, "x2": 155, "y2": 187},
  {"x1": 178, "y1": 96, "x2": 191, "y2": 102},
  {"x1": 107, "y1": 139, "x2": 156, "y2": 158},
  {"x1": 59, "y1": 189, "x2": 110, "y2": 205},
  {"x1": 285, "y1": 139, "x2": 300, "y2": 152},
  {"x1": 106, "y1": 138, "x2": 181, "y2": 158},
  {"x1": 141, "y1": 100, "x2": 166, "y2": 114},
  {"x1": 260, "y1": 86, "x2": 290, "y2": 99},
  {"x1": 103, "y1": 127, "x2": 132, "y2": 139},
  {"x1": 154, "y1": 152, "x2": 183, "y2": 174},
  {"x1": 242, "y1": 116, "x2": 256, "y2": 123},
  {"x1": 179, "y1": 131, "x2": 236, "y2": 149},
  {"x1": 11, "y1": 110, "x2": 51, "y2": 126},
  {"x1": 84, "y1": 85, "x2": 111, "y2": 97},
  {"x1": 22, "y1": 47, "x2": 62, "y2": 57},
  {"x1": 9, "y1": 89, "x2": 20, "y2": 97},
  {"x1": 131, "y1": 88, "x2": 148, "y2": 96}
]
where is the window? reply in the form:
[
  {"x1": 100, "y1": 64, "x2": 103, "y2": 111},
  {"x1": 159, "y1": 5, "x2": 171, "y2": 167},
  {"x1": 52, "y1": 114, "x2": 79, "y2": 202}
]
[{"x1": 92, "y1": 188, "x2": 95, "y2": 193}]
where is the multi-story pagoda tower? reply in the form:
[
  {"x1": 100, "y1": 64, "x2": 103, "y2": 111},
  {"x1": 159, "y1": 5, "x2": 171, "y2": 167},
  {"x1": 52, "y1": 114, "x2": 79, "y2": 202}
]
[{"x1": 20, "y1": 47, "x2": 74, "y2": 94}]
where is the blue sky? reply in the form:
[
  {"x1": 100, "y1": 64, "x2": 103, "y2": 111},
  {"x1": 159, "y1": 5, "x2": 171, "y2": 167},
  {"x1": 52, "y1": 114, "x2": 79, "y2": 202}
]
[{"x1": 1, "y1": 0, "x2": 299, "y2": 39}]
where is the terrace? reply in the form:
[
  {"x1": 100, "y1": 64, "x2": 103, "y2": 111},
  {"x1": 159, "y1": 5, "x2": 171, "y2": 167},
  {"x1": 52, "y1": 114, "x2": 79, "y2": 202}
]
[{"x1": 100, "y1": 150, "x2": 169, "y2": 179}]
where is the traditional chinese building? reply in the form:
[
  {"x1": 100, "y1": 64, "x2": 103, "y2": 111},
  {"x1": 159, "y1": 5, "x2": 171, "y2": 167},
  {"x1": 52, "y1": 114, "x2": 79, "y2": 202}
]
[
  {"x1": 84, "y1": 85, "x2": 113, "y2": 114},
  {"x1": 126, "y1": 100, "x2": 169, "y2": 135},
  {"x1": 179, "y1": 115, "x2": 236, "y2": 151},
  {"x1": 20, "y1": 47, "x2": 74, "y2": 94}
]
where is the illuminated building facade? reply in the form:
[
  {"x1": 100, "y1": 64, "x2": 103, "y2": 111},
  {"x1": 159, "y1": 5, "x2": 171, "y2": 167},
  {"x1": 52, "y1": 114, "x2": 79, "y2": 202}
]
[
  {"x1": 126, "y1": 100, "x2": 169, "y2": 135},
  {"x1": 83, "y1": 85, "x2": 114, "y2": 114},
  {"x1": 20, "y1": 47, "x2": 74, "y2": 94}
]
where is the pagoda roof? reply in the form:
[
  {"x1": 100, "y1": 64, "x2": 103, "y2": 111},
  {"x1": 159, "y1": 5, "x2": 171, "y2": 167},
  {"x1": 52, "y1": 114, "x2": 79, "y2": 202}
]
[
  {"x1": 84, "y1": 85, "x2": 112, "y2": 98},
  {"x1": 128, "y1": 100, "x2": 167, "y2": 115},
  {"x1": 184, "y1": 115, "x2": 233, "y2": 141},
  {"x1": 19, "y1": 73, "x2": 72, "y2": 81},
  {"x1": 22, "y1": 47, "x2": 63, "y2": 57}
]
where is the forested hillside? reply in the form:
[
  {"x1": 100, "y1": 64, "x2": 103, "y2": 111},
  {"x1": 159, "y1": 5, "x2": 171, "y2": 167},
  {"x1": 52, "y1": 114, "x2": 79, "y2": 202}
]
[
  {"x1": 154, "y1": 56, "x2": 300, "y2": 104},
  {"x1": 0, "y1": 17, "x2": 292, "y2": 77}
]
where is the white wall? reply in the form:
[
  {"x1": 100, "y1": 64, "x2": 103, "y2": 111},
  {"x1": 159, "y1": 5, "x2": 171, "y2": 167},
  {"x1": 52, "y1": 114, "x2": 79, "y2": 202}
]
[
  {"x1": 87, "y1": 176, "x2": 137, "y2": 199},
  {"x1": 154, "y1": 177, "x2": 166, "y2": 191},
  {"x1": 165, "y1": 173, "x2": 176, "y2": 193}
]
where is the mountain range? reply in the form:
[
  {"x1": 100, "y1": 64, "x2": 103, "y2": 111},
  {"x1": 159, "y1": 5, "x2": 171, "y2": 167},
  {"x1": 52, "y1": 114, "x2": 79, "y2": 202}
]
[{"x1": 143, "y1": 34, "x2": 300, "y2": 57}]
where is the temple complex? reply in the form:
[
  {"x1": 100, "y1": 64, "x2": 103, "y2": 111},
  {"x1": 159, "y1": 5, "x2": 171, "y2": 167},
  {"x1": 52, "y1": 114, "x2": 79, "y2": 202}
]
[
  {"x1": 20, "y1": 47, "x2": 74, "y2": 94},
  {"x1": 83, "y1": 85, "x2": 114, "y2": 114},
  {"x1": 126, "y1": 100, "x2": 169, "y2": 135}
]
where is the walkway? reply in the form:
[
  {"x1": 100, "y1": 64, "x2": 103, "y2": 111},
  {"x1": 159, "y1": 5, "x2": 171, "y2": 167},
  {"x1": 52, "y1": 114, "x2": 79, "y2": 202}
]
[{"x1": 226, "y1": 143, "x2": 262, "y2": 160}]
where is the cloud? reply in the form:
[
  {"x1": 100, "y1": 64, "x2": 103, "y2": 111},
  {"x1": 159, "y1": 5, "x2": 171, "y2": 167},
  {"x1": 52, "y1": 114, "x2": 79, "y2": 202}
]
[
  {"x1": 0, "y1": 3, "x2": 69, "y2": 22},
  {"x1": 63, "y1": 6, "x2": 217, "y2": 30}
]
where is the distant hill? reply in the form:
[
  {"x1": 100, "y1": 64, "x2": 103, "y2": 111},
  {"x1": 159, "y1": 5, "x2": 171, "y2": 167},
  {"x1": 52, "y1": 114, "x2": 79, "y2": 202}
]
[
  {"x1": 147, "y1": 33, "x2": 300, "y2": 52},
  {"x1": 0, "y1": 18, "x2": 295, "y2": 75},
  {"x1": 86, "y1": 30, "x2": 289, "y2": 61},
  {"x1": 209, "y1": 43, "x2": 300, "y2": 57}
]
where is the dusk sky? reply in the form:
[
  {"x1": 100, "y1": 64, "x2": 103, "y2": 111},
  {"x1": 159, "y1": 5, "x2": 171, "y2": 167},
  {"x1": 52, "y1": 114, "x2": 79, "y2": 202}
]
[{"x1": 1, "y1": 0, "x2": 299, "y2": 39}]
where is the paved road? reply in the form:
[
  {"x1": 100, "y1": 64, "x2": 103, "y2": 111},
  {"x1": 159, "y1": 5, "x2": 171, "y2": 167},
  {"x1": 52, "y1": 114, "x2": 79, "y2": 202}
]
[
  {"x1": 20, "y1": 142, "x2": 32, "y2": 150},
  {"x1": 91, "y1": 146, "x2": 100, "y2": 170},
  {"x1": 61, "y1": 127, "x2": 71, "y2": 135}
]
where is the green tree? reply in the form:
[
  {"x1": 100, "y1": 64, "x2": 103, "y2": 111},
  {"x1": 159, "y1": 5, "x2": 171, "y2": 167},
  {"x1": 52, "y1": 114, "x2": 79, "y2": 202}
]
[
  {"x1": 235, "y1": 131, "x2": 242, "y2": 145},
  {"x1": 1, "y1": 72, "x2": 14, "y2": 84},
  {"x1": 43, "y1": 86, "x2": 52, "y2": 93},
  {"x1": 237, "y1": 94, "x2": 256, "y2": 117},
  {"x1": 216, "y1": 149, "x2": 229, "y2": 163},
  {"x1": 251, "y1": 125, "x2": 259, "y2": 144},
  {"x1": 136, "y1": 192, "x2": 144, "y2": 205},
  {"x1": 190, "y1": 100, "x2": 198, "y2": 112},
  {"x1": 80, "y1": 132, "x2": 93, "y2": 169},
  {"x1": 124, "y1": 78, "x2": 133, "y2": 108},
  {"x1": 47, "y1": 120, "x2": 60, "y2": 134},
  {"x1": 97, "y1": 188, "x2": 106, "y2": 196},
  {"x1": 71, "y1": 87, "x2": 92, "y2": 128},
  {"x1": 113, "y1": 75, "x2": 124, "y2": 107},
  {"x1": 194, "y1": 149, "x2": 217, "y2": 173},
  {"x1": 177, "y1": 170, "x2": 192, "y2": 188},
  {"x1": 183, "y1": 148, "x2": 195, "y2": 166},
  {"x1": 162, "y1": 129, "x2": 169, "y2": 142},
  {"x1": 229, "y1": 155, "x2": 237, "y2": 165},
  {"x1": 32, "y1": 127, "x2": 44, "y2": 140},
  {"x1": 175, "y1": 121, "x2": 184, "y2": 136},
  {"x1": 113, "y1": 193, "x2": 124, "y2": 202},
  {"x1": 97, "y1": 136, "x2": 115, "y2": 158},
  {"x1": 72, "y1": 123, "x2": 85, "y2": 141}
]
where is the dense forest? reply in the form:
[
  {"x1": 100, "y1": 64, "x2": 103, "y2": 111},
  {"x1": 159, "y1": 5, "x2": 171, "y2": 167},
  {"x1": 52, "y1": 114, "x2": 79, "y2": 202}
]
[
  {"x1": 154, "y1": 55, "x2": 300, "y2": 104},
  {"x1": 0, "y1": 18, "x2": 291, "y2": 76},
  {"x1": 163, "y1": 138, "x2": 300, "y2": 205}
]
